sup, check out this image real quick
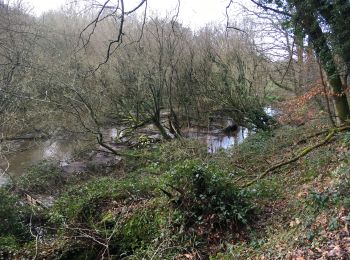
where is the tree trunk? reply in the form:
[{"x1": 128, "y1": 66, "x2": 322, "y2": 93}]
[
  {"x1": 309, "y1": 0, "x2": 350, "y2": 76},
  {"x1": 293, "y1": 0, "x2": 350, "y2": 122},
  {"x1": 153, "y1": 120, "x2": 172, "y2": 140}
]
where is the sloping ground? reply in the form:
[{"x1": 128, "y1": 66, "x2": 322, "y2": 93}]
[
  {"x1": 213, "y1": 121, "x2": 350, "y2": 259},
  {"x1": 1, "y1": 116, "x2": 350, "y2": 259}
]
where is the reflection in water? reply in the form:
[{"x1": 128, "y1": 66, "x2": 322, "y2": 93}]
[
  {"x1": 264, "y1": 106, "x2": 279, "y2": 117},
  {"x1": 205, "y1": 106, "x2": 278, "y2": 152},
  {"x1": 6, "y1": 140, "x2": 77, "y2": 177},
  {"x1": 2, "y1": 128, "x2": 120, "y2": 181},
  {"x1": 1, "y1": 120, "x2": 254, "y2": 185},
  {"x1": 207, "y1": 127, "x2": 249, "y2": 153},
  {"x1": 43, "y1": 141, "x2": 72, "y2": 162},
  {"x1": 185, "y1": 126, "x2": 249, "y2": 153},
  {"x1": 107, "y1": 128, "x2": 119, "y2": 140}
]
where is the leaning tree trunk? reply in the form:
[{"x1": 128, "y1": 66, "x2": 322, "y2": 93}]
[
  {"x1": 293, "y1": 0, "x2": 350, "y2": 123},
  {"x1": 153, "y1": 120, "x2": 172, "y2": 140},
  {"x1": 309, "y1": 0, "x2": 350, "y2": 78},
  {"x1": 152, "y1": 109, "x2": 172, "y2": 140}
]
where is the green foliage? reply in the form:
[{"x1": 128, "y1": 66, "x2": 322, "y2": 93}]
[
  {"x1": 137, "y1": 134, "x2": 157, "y2": 147},
  {"x1": 159, "y1": 139, "x2": 208, "y2": 165},
  {"x1": 248, "y1": 176, "x2": 282, "y2": 200},
  {"x1": 123, "y1": 146, "x2": 162, "y2": 173},
  {"x1": 233, "y1": 130, "x2": 273, "y2": 164},
  {"x1": 299, "y1": 163, "x2": 350, "y2": 223},
  {"x1": 331, "y1": 164, "x2": 350, "y2": 204},
  {"x1": 302, "y1": 147, "x2": 335, "y2": 182},
  {"x1": 123, "y1": 140, "x2": 207, "y2": 176},
  {"x1": 48, "y1": 156, "x2": 255, "y2": 258},
  {"x1": 341, "y1": 132, "x2": 350, "y2": 145},
  {"x1": 0, "y1": 189, "x2": 30, "y2": 250},
  {"x1": 162, "y1": 160, "x2": 254, "y2": 230},
  {"x1": 50, "y1": 176, "x2": 158, "y2": 225},
  {"x1": 49, "y1": 175, "x2": 170, "y2": 258},
  {"x1": 16, "y1": 160, "x2": 65, "y2": 195},
  {"x1": 306, "y1": 191, "x2": 330, "y2": 212},
  {"x1": 328, "y1": 217, "x2": 339, "y2": 231},
  {"x1": 116, "y1": 203, "x2": 167, "y2": 254},
  {"x1": 10, "y1": 121, "x2": 349, "y2": 258},
  {"x1": 0, "y1": 236, "x2": 19, "y2": 251}
]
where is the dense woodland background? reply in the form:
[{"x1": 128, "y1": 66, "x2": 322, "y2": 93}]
[{"x1": 1, "y1": 0, "x2": 350, "y2": 259}]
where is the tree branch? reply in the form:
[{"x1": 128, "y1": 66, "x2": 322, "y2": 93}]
[
  {"x1": 243, "y1": 126, "x2": 350, "y2": 187},
  {"x1": 249, "y1": 0, "x2": 291, "y2": 17}
]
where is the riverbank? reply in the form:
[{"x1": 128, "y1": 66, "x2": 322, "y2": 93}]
[
  {"x1": 1, "y1": 116, "x2": 350, "y2": 258},
  {"x1": 0, "y1": 115, "x2": 255, "y2": 187}
]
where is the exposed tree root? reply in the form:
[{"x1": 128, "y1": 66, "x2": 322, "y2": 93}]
[{"x1": 242, "y1": 126, "x2": 350, "y2": 188}]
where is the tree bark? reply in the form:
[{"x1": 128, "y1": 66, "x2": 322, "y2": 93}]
[
  {"x1": 309, "y1": 0, "x2": 350, "y2": 76},
  {"x1": 153, "y1": 120, "x2": 172, "y2": 140},
  {"x1": 292, "y1": 0, "x2": 350, "y2": 122}
]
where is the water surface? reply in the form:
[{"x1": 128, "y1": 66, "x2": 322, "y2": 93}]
[
  {"x1": 0, "y1": 122, "x2": 253, "y2": 184},
  {"x1": 185, "y1": 126, "x2": 249, "y2": 153}
]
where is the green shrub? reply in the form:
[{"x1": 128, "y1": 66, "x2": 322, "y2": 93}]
[
  {"x1": 159, "y1": 140, "x2": 208, "y2": 165},
  {"x1": 0, "y1": 188, "x2": 30, "y2": 250},
  {"x1": 0, "y1": 236, "x2": 19, "y2": 251},
  {"x1": 306, "y1": 191, "x2": 330, "y2": 212},
  {"x1": 52, "y1": 201, "x2": 169, "y2": 259},
  {"x1": 49, "y1": 176, "x2": 168, "y2": 258},
  {"x1": 123, "y1": 146, "x2": 162, "y2": 173},
  {"x1": 162, "y1": 160, "x2": 254, "y2": 231},
  {"x1": 16, "y1": 160, "x2": 64, "y2": 195},
  {"x1": 248, "y1": 176, "x2": 282, "y2": 200},
  {"x1": 232, "y1": 131, "x2": 273, "y2": 164},
  {"x1": 49, "y1": 176, "x2": 159, "y2": 225},
  {"x1": 116, "y1": 202, "x2": 168, "y2": 255},
  {"x1": 342, "y1": 132, "x2": 350, "y2": 145}
]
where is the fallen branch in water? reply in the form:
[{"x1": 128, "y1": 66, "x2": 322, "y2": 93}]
[{"x1": 242, "y1": 126, "x2": 350, "y2": 188}]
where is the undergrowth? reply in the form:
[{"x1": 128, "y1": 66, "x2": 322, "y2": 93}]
[
  {"x1": 15, "y1": 160, "x2": 65, "y2": 195},
  {"x1": 5, "y1": 121, "x2": 350, "y2": 259},
  {"x1": 46, "y1": 159, "x2": 254, "y2": 258},
  {"x1": 0, "y1": 188, "x2": 31, "y2": 253}
]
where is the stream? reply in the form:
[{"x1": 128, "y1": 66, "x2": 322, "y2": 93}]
[
  {"x1": 0, "y1": 107, "x2": 277, "y2": 185},
  {"x1": 0, "y1": 126, "x2": 248, "y2": 185},
  {"x1": 184, "y1": 126, "x2": 249, "y2": 153}
]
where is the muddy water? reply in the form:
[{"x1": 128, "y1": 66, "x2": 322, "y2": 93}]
[
  {"x1": 6, "y1": 139, "x2": 78, "y2": 177},
  {"x1": 0, "y1": 126, "x2": 249, "y2": 181},
  {"x1": 1, "y1": 128, "x2": 121, "y2": 178},
  {"x1": 0, "y1": 116, "x2": 259, "y2": 185}
]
